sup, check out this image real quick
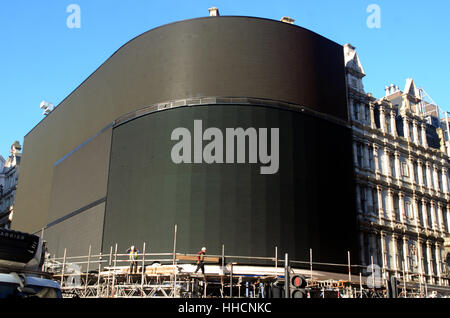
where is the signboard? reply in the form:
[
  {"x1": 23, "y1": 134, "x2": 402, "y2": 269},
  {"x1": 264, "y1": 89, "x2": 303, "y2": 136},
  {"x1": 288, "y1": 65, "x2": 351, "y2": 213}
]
[{"x1": 0, "y1": 229, "x2": 40, "y2": 264}]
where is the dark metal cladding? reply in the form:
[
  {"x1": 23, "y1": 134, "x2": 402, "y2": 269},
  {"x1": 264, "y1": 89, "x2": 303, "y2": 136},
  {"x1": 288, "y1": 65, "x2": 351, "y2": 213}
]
[{"x1": 15, "y1": 16, "x2": 348, "y2": 234}]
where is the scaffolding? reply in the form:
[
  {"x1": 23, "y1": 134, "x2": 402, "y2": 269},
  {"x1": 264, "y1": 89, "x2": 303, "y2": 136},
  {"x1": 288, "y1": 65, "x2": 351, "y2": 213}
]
[
  {"x1": 419, "y1": 87, "x2": 450, "y2": 139},
  {"x1": 42, "y1": 243, "x2": 450, "y2": 299}
]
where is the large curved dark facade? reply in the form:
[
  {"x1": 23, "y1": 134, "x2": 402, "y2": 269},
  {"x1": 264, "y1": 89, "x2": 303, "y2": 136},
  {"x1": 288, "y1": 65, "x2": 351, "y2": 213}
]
[
  {"x1": 13, "y1": 16, "x2": 357, "y2": 265},
  {"x1": 104, "y1": 103, "x2": 357, "y2": 264}
]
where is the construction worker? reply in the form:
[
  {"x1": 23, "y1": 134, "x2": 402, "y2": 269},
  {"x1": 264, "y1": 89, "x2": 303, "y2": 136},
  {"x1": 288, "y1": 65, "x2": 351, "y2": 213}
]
[
  {"x1": 126, "y1": 245, "x2": 139, "y2": 274},
  {"x1": 194, "y1": 247, "x2": 206, "y2": 275}
]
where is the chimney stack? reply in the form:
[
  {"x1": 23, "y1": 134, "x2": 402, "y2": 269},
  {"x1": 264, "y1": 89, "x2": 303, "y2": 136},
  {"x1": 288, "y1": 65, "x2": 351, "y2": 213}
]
[
  {"x1": 209, "y1": 7, "x2": 220, "y2": 17},
  {"x1": 280, "y1": 16, "x2": 295, "y2": 24},
  {"x1": 385, "y1": 84, "x2": 399, "y2": 96}
]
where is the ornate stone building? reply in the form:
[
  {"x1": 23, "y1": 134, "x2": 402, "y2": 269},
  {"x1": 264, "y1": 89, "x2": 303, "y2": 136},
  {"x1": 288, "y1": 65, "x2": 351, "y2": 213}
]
[
  {"x1": 0, "y1": 141, "x2": 22, "y2": 229},
  {"x1": 345, "y1": 44, "x2": 450, "y2": 287}
]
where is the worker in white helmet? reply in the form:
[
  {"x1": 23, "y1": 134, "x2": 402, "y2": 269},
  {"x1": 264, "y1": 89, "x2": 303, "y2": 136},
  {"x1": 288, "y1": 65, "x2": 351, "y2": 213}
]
[
  {"x1": 126, "y1": 245, "x2": 139, "y2": 274},
  {"x1": 194, "y1": 247, "x2": 207, "y2": 275}
]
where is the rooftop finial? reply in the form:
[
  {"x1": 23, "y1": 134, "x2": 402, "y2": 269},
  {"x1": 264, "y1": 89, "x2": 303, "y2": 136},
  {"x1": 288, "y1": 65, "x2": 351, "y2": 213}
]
[{"x1": 280, "y1": 16, "x2": 295, "y2": 24}]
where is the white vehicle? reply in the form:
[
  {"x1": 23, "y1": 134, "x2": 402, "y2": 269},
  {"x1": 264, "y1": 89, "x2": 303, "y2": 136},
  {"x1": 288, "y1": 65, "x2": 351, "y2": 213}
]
[
  {"x1": 0, "y1": 273, "x2": 61, "y2": 298},
  {"x1": 0, "y1": 229, "x2": 62, "y2": 298}
]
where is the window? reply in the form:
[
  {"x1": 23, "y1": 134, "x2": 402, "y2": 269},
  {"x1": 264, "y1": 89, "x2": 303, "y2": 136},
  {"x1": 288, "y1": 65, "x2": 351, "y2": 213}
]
[
  {"x1": 432, "y1": 168, "x2": 438, "y2": 191},
  {"x1": 443, "y1": 209, "x2": 449, "y2": 233},
  {"x1": 386, "y1": 118, "x2": 391, "y2": 134},
  {"x1": 423, "y1": 168, "x2": 428, "y2": 187},
  {"x1": 378, "y1": 148, "x2": 384, "y2": 173},
  {"x1": 368, "y1": 146, "x2": 374, "y2": 170},
  {"x1": 414, "y1": 162, "x2": 419, "y2": 184},
  {"x1": 383, "y1": 190, "x2": 389, "y2": 219},
  {"x1": 402, "y1": 162, "x2": 409, "y2": 177},
  {"x1": 418, "y1": 201, "x2": 424, "y2": 227},
  {"x1": 353, "y1": 102, "x2": 360, "y2": 121},
  {"x1": 385, "y1": 236, "x2": 394, "y2": 269},
  {"x1": 372, "y1": 188, "x2": 378, "y2": 212},
  {"x1": 376, "y1": 236, "x2": 383, "y2": 266},
  {"x1": 442, "y1": 173, "x2": 448, "y2": 193},
  {"x1": 442, "y1": 248, "x2": 447, "y2": 274},
  {"x1": 427, "y1": 203, "x2": 433, "y2": 229},
  {"x1": 364, "y1": 234, "x2": 370, "y2": 266},
  {"x1": 361, "y1": 186, "x2": 367, "y2": 214},
  {"x1": 364, "y1": 104, "x2": 370, "y2": 123},
  {"x1": 394, "y1": 195, "x2": 400, "y2": 222},
  {"x1": 397, "y1": 240, "x2": 404, "y2": 271},
  {"x1": 422, "y1": 243, "x2": 429, "y2": 275},
  {"x1": 390, "y1": 155, "x2": 396, "y2": 178},
  {"x1": 357, "y1": 144, "x2": 363, "y2": 167},
  {"x1": 431, "y1": 245, "x2": 437, "y2": 275},
  {"x1": 405, "y1": 201, "x2": 413, "y2": 221}
]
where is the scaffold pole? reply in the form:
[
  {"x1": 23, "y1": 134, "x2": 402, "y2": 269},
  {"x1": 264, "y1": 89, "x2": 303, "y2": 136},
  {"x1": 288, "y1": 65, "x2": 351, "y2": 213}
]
[
  {"x1": 173, "y1": 224, "x2": 177, "y2": 298},
  {"x1": 348, "y1": 251, "x2": 351, "y2": 282},
  {"x1": 84, "y1": 245, "x2": 91, "y2": 297},
  {"x1": 60, "y1": 248, "x2": 66, "y2": 288}
]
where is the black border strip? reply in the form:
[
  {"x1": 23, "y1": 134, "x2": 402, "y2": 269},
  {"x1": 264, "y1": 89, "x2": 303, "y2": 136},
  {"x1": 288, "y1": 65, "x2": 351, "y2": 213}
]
[
  {"x1": 54, "y1": 123, "x2": 113, "y2": 167},
  {"x1": 113, "y1": 96, "x2": 350, "y2": 129},
  {"x1": 46, "y1": 197, "x2": 106, "y2": 229}
]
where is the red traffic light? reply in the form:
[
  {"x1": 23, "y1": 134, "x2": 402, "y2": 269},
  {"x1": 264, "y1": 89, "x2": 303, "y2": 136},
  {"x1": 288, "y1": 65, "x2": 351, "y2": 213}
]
[{"x1": 291, "y1": 275, "x2": 307, "y2": 288}]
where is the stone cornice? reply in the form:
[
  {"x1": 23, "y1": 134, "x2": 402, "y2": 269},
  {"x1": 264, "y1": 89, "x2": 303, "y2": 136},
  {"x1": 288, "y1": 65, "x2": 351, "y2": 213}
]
[
  {"x1": 358, "y1": 219, "x2": 446, "y2": 243},
  {"x1": 354, "y1": 172, "x2": 449, "y2": 203},
  {"x1": 351, "y1": 124, "x2": 450, "y2": 164}
]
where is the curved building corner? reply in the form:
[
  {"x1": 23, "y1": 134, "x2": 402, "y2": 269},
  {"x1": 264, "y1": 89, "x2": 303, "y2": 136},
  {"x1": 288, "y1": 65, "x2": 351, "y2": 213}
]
[{"x1": 12, "y1": 16, "x2": 358, "y2": 266}]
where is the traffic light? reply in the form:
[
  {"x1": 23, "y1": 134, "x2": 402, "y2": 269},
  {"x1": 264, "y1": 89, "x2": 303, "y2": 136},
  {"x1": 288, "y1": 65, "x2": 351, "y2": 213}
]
[{"x1": 290, "y1": 275, "x2": 307, "y2": 298}]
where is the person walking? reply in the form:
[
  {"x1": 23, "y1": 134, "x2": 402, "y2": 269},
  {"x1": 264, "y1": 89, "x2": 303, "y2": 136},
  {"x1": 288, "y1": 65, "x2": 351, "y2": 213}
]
[
  {"x1": 126, "y1": 245, "x2": 139, "y2": 274},
  {"x1": 194, "y1": 247, "x2": 207, "y2": 275}
]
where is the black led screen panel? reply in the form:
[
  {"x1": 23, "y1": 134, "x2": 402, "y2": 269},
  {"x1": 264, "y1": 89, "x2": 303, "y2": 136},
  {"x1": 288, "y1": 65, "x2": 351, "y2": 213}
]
[{"x1": 103, "y1": 104, "x2": 358, "y2": 265}]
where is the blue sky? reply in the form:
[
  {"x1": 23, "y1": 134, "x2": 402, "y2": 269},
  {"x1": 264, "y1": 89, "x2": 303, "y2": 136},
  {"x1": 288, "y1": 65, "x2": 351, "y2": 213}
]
[{"x1": 1, "y1": 0, "x2": 449, "y2": 159}]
